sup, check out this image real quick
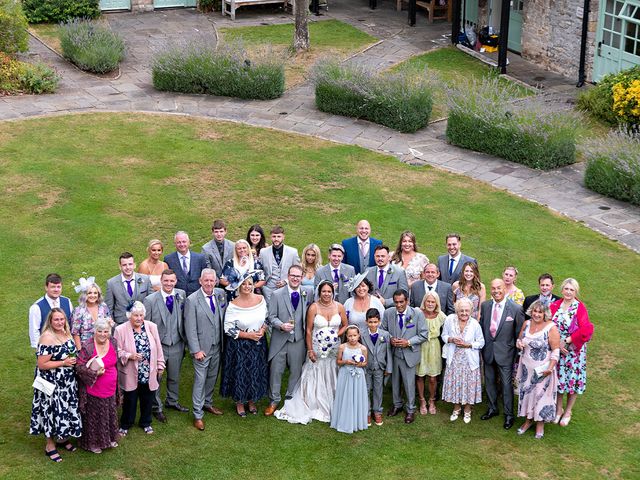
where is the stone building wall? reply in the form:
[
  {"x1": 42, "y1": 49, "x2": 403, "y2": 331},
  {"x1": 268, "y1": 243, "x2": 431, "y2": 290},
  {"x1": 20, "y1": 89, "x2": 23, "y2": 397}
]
[{"x1": 520, "y1": 0, "x2": 599, "y2": 82}]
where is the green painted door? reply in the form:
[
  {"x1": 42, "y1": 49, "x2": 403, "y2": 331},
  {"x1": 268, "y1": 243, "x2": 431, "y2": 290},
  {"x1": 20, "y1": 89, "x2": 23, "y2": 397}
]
[
  {"x1": 100, "y1": 0, "x2": 131, "y2": 10},
  {"x1": 153, "y1": 0, "x2": 197, "y2": 7},
  {"x1": 508, "y1": 0, "x2": 523, "y2": 52},
  {"x1": 593, "y1": 0, "x2": 640, "y2": 81},
  {"x1": 463, "y1": 0, "x2": 479, "y2": 27}
]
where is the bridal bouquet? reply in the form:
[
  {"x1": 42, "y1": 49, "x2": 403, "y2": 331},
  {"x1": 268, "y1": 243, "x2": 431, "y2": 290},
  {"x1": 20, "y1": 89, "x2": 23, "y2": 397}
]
[{"x1": 315, "y1": 327, "x2": 339, "y2": 358}]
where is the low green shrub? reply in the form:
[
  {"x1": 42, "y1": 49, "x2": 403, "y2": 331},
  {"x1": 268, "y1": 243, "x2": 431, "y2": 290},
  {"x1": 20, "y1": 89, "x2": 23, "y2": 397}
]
[
  {"x1": 59, "y1": 19, "x2": 125, "y2": 74},
  {"x1": 0, "y1": 0, "x2": 29, "y2": 55},
  {"x1": 312, "y1": 61, "x2": 433, "y2": 133},
  {"x1": 583, "y1": 129, "x2": 640, "y2": 205},
  {"x1": 446, "y1": 77, "x2": 578, "y2": 170},
  {"x1": 0, "y1": 52, "x2": 59, "y2": 94},
  {"x1": 577, "y1": 66, "x2": 640, "y2": 126},
  {"x1": 152, "y1": 41, "x2": 285, "y2": 100},
  {"x1": 198, "y1": 0, "x2": 220, "y2": 12},
  {"x1": 22, "y1": 0, "x2": 100, "y2": 23}
]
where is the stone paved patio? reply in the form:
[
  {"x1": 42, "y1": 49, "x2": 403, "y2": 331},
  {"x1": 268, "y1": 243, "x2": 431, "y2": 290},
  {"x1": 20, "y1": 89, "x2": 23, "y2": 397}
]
[{"x1": 3, "y1": 2, "x2": 639, "y2": 253}]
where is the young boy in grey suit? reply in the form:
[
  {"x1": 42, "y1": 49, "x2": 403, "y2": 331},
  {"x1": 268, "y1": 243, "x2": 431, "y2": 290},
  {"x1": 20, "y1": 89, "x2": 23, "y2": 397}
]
[{"x1": 362, "y1": 308, "x2": 392, "y2": 427}]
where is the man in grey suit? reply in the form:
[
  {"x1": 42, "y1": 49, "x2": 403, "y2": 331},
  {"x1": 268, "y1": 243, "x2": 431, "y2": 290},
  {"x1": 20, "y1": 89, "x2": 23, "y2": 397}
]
[
  {"x1": 264, "y1": 265, "x2": 313, "y2": 416},
  {"x1": 437, "y1": 233, "x2": 477, "y2": 285},
  {"x1": 382, "y1": 290, "x2": 428, "y2": 424},
  {"x1": 164, "y1": 231, "x2": 207, "y2": 297},
  {"x1": 365, "y1": 245, "x2": 408, "y2": 308},
  {"x1": 479, "y1": 278, "x2": 525, "y2": 430},
  {"x1": 314, "y1": 244, "x2": 355, "y2": 304},
  {"x1": 184, "y1": 269, "x2": 227, "y2": 431},
  {"x1": 410, "y1": 263, "x2": 454, "y2": 315},
  {"x1": 105, "y1": 252, "x2": 152, "y2": 325},
  {"x1": 143, "y1": 269, "x2": 188, "y2": 422},
  {"x1": 258, "y1": 225, "x2": 300, "y2": 302},
  {"x1": 201, "y1": 219, "x2": 235, "y2": 279}
]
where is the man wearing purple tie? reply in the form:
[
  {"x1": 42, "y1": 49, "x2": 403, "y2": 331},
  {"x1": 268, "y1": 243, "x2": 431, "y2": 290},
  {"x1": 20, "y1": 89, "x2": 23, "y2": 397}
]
[
  {"x1": 264, "y1": 265, "x2": 313, "y2": 416},
  {"x1": 105, "y1": 252, "x2": 152, "y2": 325},
  {"x1": 313, "y1": 244, "x2": 355, "y2": 304},
  {"x1": 365, "y1": 245, "x2": 408, "y2": 308}
]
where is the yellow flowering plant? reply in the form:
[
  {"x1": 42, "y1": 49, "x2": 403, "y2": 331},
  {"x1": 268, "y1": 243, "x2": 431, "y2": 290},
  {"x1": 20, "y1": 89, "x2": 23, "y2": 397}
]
[{"x1": 612, "y1": 78, "x2": 640, "y2": 126}]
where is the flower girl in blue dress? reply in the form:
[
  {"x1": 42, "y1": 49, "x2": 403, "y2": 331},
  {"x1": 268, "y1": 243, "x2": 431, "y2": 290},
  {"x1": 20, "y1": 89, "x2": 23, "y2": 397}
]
[{"x1": 330, "y1": 325, "x2": 369, "y2": 433}]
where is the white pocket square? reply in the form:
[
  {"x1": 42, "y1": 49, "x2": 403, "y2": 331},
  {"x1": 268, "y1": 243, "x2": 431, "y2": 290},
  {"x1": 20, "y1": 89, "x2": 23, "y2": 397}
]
[{"x1": 505, "y1": 316, "x2": 514, "y2": 322}]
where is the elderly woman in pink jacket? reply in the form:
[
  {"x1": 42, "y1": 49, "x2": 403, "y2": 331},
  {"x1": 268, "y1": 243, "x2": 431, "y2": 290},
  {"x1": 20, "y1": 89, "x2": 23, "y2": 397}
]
[{"x1": 114, "y1": 301, "x2": 165, "y2": 435}]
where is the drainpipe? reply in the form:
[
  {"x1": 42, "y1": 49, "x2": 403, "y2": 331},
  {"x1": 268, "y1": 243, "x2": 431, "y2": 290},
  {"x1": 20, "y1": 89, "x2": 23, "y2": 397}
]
[
  {"x1": 451, "y1": 0, "x2": 461, "y2": 44},
  {"x1": 497, "y1": 0, "x2": 511, "y2": 74},
  {"x1": 577, "y1": 0, "x2": 590, "y2": 87}
]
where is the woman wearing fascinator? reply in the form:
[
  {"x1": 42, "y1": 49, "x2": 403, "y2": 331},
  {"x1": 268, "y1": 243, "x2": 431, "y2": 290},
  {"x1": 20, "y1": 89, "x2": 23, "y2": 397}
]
[
  {"x1": 70, "y1": 276, "x2": 112, "y2": 350},
  {"x1": 275, "y1": 280, "x2": 348, "y2": 424},
  {"x1": 343, "y1": 273, "x2": 385, "y2": 333},
  {"x1": 220, "y1": 239, "x2": 265, "y2": 300}
]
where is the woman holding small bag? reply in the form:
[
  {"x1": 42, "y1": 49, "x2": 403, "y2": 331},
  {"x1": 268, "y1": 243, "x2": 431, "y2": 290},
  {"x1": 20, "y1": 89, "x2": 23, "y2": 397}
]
[
  {"x1": 30, "y1": 308, "x2": 83, "y2": 463},
  {"x1": 76, "y1": 318, "x2": 120, "y2": 453}
]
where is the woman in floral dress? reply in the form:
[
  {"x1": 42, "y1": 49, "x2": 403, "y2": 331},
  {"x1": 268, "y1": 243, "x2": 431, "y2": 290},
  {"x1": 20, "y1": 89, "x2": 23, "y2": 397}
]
[
  {"x1": 502, "y1": 266, "x2": 525, "y2": 306},
  {"x1": 516, "y1": 301, "x2": 560, "y2": 439},
  {"x1": 390, "y1": 230, "x2": 429, "y2": 288},
  {"x1": 30, "y1": 308, "x2": 82, "y2": 462},
  {"x1": 71, "y1": 280, "x2": 111, "y2": 350},
  {"x1": 550, "y1": 278, "x2": 594, "y2": 427}
]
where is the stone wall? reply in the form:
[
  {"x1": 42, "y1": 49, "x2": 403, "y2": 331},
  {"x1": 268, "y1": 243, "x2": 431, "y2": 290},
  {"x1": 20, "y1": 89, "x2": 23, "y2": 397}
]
[
  {"x1": 521, "y1": 0, "x2": 598, "y2": 82},
  {"x1": 132, "y1": 0, "x2": 154, "y2": 11}
]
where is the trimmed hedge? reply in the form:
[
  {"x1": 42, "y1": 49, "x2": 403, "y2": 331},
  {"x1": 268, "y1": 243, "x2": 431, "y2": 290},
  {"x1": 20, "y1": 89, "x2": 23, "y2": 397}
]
[
  {"x1": 312, "y1": 61, "x2": 433, "y2": 133},
  {"x1": 446, "y1": 77, "x2": 578, "y2": 170},
  {"x1": 152, "y1": 41, "x2": 285, "y2": 100},
  {"x1": 22, "y1": 0, "x2": 100, "y2": 23},
  {"x1": 60, "y1": 19, "x2": 125, "y2": 74},
  {"x1": 0, "y1": 0, "x2": 29, "y2": 55},
  {"x1": 584, "y1": 129, "x2": 640, "y2": 205}
]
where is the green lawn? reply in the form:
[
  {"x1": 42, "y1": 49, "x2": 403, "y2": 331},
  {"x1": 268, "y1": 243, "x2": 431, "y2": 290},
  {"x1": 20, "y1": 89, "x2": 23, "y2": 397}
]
[
  {"x1": 28, "y1": 23, "x2": 63, "y2": 54},
  {"x1": 219, "y1": 19, "x2": 377, "y2": 87},
  {"x1": 0, "y1": 113, "x2": 638, "y2": 479}
]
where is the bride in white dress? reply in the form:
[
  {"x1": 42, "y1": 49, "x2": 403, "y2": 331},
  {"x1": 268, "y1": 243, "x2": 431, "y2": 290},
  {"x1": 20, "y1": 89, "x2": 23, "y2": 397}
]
[{"x1": 274, "y1": 280, "x2": 348, "y2": 424}]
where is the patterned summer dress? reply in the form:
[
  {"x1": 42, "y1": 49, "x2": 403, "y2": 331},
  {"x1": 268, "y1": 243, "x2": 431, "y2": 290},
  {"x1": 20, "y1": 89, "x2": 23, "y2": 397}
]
[
  {"x1": 441, "y1": 322, "x2": 482, "y2": 405},
  {"x1": 516, "y1": 322, "x2": 559, "y2": 422},
  {"x1": 30, "y1": 339, "x2": 83, "y2": 439},
  {"x1": 552, "y1": 301, "x2": 587, "y2": 394},
  {"x1": 453, "y1": 288, "x2": 480, "y2": 320}
]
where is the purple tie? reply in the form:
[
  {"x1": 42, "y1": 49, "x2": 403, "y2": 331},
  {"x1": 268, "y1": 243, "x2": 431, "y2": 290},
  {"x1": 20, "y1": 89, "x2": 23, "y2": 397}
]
[
  {"x1": 125, "y1": 279, "x2": 133, "y2": 297},
  {"x1": 333, "y1": 269, "x2": 339, "y2": 283},
  {"x1": 291, "y1": 291, "x2": 300, "y2": 310},
  {"x1": 208, "y1": 295, "x2": 216, "y2": 314},
  {"x1": 166, "y1": 295, "x2": 174, "y2": 314},
  {"x1": 398, "y1": 313, "x2": 404, "y2": 330},
  {"x1": 370, "y1": 332, "x2": 378, "y2": 345},
  {"x1": 378, "y1": 269, "x2": 384, "y2": 289}
]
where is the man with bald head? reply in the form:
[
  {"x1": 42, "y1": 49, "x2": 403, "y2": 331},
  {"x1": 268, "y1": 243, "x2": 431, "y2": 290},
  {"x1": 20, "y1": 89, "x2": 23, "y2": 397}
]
[
  {"x1": 341, "y1": 219, "x2": 382, "y2": 275},
  {"x1": 479, "y1": 278, "x2": 524, "y2": 429}
]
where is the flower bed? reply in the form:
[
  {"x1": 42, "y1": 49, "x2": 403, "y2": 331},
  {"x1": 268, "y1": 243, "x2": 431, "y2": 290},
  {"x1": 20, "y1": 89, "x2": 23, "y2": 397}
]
[{"x1": 60, "y1": 19, "x2": 125, "y2": 74}]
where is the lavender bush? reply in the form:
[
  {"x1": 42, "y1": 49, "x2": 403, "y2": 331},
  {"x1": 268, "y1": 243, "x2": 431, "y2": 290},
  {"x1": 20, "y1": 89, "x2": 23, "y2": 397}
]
[
  {"x1": 152, "y1": 41, "x2": 285, "y2": 100},
  {"x1": 583, "y1": 129, "x2": 640, "y2": 205},
  {"x1": 446, "y1": 77, "x2": 578, "y2": 170},
  {"x1": 60, "y1": 19, "x2": 125, "y2": 74},
  {"x1": 312, "y1": 60, "x2": 434, "y2": 133}
]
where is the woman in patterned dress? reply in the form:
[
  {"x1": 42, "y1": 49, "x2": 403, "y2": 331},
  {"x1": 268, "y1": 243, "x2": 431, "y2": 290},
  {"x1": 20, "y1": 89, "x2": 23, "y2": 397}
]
[
  {"x1": 515, "y1": 301, "x2": 560, "y2": 439},
  {"x1": 71, "y1": 281, "x2": 111, "y2": 350},
  {"x1": 550, "y1": 278, "x2": 593, "y2": 427},
  {"x1": 30, "y1": 308, "x2": 82, "y2": 462},
  {"x1": 441, "y1": 298, "x2": 485, "y2": 424},
  {"x1": 451, "y1": 262, "x2": 486, "y2": 321},
  {"x1": 113, "y1": 301, "x2": 165, "y2": 435},
  {"x1": 502, "y1": 266, "x2": 525, "y2": 306},
  {"x1": 390, "y1": 231, "x2": 429, "y2": 288}
]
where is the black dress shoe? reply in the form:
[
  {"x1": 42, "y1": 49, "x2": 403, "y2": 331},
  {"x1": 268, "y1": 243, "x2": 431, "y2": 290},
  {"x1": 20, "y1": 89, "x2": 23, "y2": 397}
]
[
  {"x1": 503, "y1": 416, "x2": 515, "y2": 430},
  {"x1": 153, "y1": 411, "x2": 167, "y2": 423},
  {"x1": 404, "y1": 412, "x2": 415, "y2": 424},
  {"x1": 387, "y1": 406, "x2": 403, "y2": 417},
  {"x1": 481, "y1": 409, "x2": 499, "y2": 420},
  {"x1": 165, "y1": 403, "x2": 189, "y2": 413}
]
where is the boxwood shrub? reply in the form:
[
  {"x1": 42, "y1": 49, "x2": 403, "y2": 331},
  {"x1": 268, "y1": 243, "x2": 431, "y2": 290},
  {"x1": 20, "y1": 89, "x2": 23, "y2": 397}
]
[
  {"x1": 312, "y1": 60, "x2": 433, "y2": 133},
  {"x1": 446, "y1": 77, "x2": 578, "y2": 170},
  {"x1": 0, "y1": 0, "x2": 29, "y2": 55},
  {"x1": 22, "y1": 0, "x2": 100, "y2": 23},
  {"x1": 152, "y1": 41, "x2": 285, "y2": 100},
  {"x1": 584, "y1": 129, "x2": 640, "y2": 205},
  {"x1": 59, "y1": 19, "x2": 125, "y2": 74}
]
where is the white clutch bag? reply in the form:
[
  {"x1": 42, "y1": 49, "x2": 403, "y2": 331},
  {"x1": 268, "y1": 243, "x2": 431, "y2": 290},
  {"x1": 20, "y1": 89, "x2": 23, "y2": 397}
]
[
  {"x1": 534, "y1": 362, "x2": 550, "y2": 377},
  {"x1": 86, "y1": 356, "x2": 105, "y2": 372},
  {"x1": 33, "y1": 376, "x2": 56, "y2": 396}
]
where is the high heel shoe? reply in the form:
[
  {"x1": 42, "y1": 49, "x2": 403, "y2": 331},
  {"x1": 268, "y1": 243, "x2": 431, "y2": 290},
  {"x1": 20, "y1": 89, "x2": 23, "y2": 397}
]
[
  {"x1": 428, "y1": 398, "x2": 437, "y2": 415},
  {"x1": 517, "y1": 421, "x2": 533, "y2": 435},
  {"x1": 554, "y1": 409, "x2": 564, "y2": 424},
  {"x1": 236, "y1": 404, "x2": 247, "y2": 418},
  {"x1": 419, "y1": 398, "x2": 427, "y2": 415}
]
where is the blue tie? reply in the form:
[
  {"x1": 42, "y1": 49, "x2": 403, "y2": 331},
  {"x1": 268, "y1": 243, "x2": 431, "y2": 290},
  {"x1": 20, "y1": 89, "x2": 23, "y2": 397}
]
[
  {"x1": 448, "y1": 257, "x2": 455, "y2": 276},
  {"x1": 333, "y1": 269, "x2": 339, "y2": 283}
]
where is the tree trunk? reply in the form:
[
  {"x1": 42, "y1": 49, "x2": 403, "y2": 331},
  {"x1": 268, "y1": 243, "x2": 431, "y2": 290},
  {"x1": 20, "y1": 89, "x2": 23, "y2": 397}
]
[{"x1": 293, "y1": 0, "x2": 310, "y2": 52}]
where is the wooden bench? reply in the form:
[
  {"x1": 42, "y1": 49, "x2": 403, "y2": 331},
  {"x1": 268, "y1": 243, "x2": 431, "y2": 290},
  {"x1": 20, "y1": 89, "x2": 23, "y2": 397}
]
[
  {"x1": 396, "y1": 0, "x2": 451, "y2": 23},
  {"x1": 222, "y1": 0, "x2": 289, "y2": 20}
]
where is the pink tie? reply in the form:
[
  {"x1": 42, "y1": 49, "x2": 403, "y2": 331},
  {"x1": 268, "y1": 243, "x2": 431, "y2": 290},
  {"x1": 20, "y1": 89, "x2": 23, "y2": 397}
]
[{"x1": 490, "y1": 303, "x2": 501, "y2": 337}]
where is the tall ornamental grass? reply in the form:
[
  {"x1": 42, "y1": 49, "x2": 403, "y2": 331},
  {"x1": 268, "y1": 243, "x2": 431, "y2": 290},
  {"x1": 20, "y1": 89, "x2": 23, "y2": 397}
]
[
  {"x1": 59, "y1": 19, "x2": 125, "y2": 74},
  {"x1": 312, "y1": 60, "x2": 433, "y2": 133},
  {"x1": 446, "y1": 77, "x2": 578, "y2": 170},
  {"x1": 152, "y1": 41, "x2": 285, "y2": 100},
  {"x1": 583, "y1": 129, "x2": 640, "y2": 205}
]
